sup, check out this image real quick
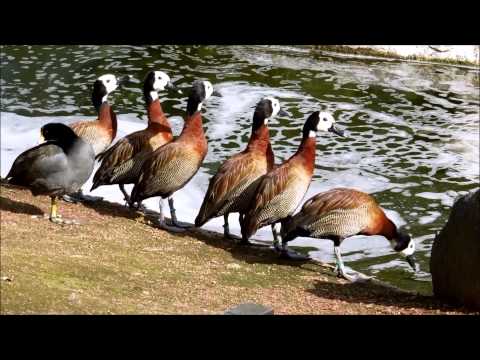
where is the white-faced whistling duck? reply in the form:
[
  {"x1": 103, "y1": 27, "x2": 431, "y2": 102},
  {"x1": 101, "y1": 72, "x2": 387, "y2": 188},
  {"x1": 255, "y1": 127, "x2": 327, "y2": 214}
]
[
  {"x1": 70, "y1": 74, "x2": 129, "y2": 156},
  {"x1": 280, "y1": 188, "x2": 417, "y2": 281},
  {"x1": 90, "y1": 71, "x2": 182, "y2": 205},
  {"x1": 194, "y1": 96, "x2": 287, "y2": 239},
  {"x1": 130, "y1": 80, "x2": 221, "y2": 232},
  {"x1": 240, "y1": 111, "x2": 345, "y2": 252}
]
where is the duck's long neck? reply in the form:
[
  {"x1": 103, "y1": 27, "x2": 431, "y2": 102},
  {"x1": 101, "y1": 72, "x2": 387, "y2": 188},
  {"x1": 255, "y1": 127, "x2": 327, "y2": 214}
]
[
  {"x1": 293, "y1": 134, "x2": 316, "y2": 175},
  {"x1": 179, "y1": 111, "x2": 205, "y2": 140},
  {"x1": 147, "y1": 99, "x2": 171, "y2": 130},
  {"x1": 246, "y1": 123, "x2": 275, "y2": 169},
  {"x1": 246, "y1": 124, "x2": 271, "y2": 153},
  {"x1": 97, "y1": 102, "x2": 117, "y2": 134},
  {"x1": 380, "y1": 218, "x2": 399, "y2": 244}
]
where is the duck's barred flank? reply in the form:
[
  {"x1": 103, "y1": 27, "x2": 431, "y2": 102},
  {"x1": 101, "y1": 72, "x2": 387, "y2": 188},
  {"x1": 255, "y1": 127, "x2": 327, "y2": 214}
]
[
  {"x1": 195, "y1": 152, "x2": 269, "y2": 227},
  {"x1": 306, "y1": 205, "x2": 371, "y2": 238},
  {"x1": 71, "y1": 123, "x2": 113, "y2": 156},
  {"x1": 254, "y1": 180, "x2": 309, "y2": 226},
  {"x1": 108, "y1": 150, "x2": 152, "y2": 184},
  {"x1": 143, "y1": 149, "x2": 202, "y2": 197}
]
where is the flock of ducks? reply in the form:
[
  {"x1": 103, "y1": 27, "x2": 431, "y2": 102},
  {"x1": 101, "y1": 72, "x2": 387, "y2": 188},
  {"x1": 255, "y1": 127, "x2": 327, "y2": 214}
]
[{"x1": 4, "y1": 71, "x2": 417, "y2": 281}]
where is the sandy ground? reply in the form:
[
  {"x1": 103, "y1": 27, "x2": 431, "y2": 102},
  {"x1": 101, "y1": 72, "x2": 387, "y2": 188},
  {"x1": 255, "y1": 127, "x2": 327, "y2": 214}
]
[{"x1": 0, "y1": 184, "x2": 476, "y2": 315}]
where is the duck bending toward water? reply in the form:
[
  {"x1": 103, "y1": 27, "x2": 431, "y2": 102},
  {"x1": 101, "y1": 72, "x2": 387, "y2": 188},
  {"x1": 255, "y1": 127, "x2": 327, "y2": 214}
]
[
  {"x1": 195, "y1": 97, "x2": 287, "y2": 239},
  {"x1": 240, "y1": 110, "x2": 345, "y2": 255},
  {"x1": 280, "y1": 188, "x2": 417, "y2": 281},
  {"x1": 130, "y1": 80, "x2": 221, "y2": 232},
  {"x1": 91, "y1": 71, "x2": 182, "y2": 205},
  {"x1": 5, "y1": 123, "x2": 95, "y2": 225}
]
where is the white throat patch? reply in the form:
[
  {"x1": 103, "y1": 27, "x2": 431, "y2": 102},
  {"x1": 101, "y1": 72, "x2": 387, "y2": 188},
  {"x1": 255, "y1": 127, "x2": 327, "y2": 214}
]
[
  {"x1": 308, "y1": 130, "x2": 316, "y2": 138},
  {"x1": 150, "y1": 91, "x2": 159, "y2": 101}
]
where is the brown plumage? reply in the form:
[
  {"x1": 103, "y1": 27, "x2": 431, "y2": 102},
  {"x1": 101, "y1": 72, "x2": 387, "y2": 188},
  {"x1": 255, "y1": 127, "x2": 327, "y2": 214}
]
[
  {"x1": 70, "y1": 103, "x2": 117, "y2": 156},
  {"x1": 131, "y1": 110, "x2": 207, "y2": 202},
  {"x1": 281, "y1": 188, "x2": 397, "y2": 243},
  {"x1": 91, "y1": 99, "x2": 173, "y2": 191},
  {"x1": 280, "y1": 188, "x2": 416, "y2": 277},
  {"x1": 130, "y1": 80, "x2": 221, "y2": 229},
  {"x1": 69, "y1": 74, "x2": 127, "y2": 156},
  {"x1": 89, "y1": 71, "x2": 181, "y2": 201},
  {"x1": 241, "y1": 110, "x2": 344, "y2": 243},
  {"x1": 194, "y1": 97, "x2": 284, "y2": 232}
]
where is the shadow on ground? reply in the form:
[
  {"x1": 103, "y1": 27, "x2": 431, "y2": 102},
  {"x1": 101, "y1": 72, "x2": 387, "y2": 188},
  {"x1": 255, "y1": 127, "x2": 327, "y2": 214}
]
[
  {"x1": 306, "y1": 278, "x2": 474, "y2": 314},
  {"x1": 0, "y1": 196, "x2": 44, "y2": 216}
]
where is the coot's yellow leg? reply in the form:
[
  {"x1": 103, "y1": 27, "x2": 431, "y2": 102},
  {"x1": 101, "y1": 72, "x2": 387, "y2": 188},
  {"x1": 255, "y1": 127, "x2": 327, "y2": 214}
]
[
  {"x1": 49, "y1": 196, "x2": 78, "y2": 225},
  {"x1": 50, "y1": 196, "x2": 58, "y2": 221}
]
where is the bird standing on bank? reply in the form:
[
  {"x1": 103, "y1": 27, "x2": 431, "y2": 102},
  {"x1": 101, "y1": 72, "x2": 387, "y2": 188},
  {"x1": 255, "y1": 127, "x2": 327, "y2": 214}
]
[
  {"x1": 5, "y1": 123, "x2": 95, "y2": 224},
  {"x1": 241, "y1": 110, "x2": 345, "y2": 255},
  {"x1": 91, "y1": 71, "x2": 182, "y2": 205},
  {"x1": 130, "y1": 80, "x2": 221, "y2": 232},
  {"x1": 280, "y1": 188, "x2": 417, "y2": 281},
  {"x1": 195, "y1": 97, "x2": 287, "y2": 239}
]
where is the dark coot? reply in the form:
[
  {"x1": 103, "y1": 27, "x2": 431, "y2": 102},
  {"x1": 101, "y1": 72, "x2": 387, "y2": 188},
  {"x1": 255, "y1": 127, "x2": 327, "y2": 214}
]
[{"x1": 5, "y1": 123, "x2": 95, "y2": 224}]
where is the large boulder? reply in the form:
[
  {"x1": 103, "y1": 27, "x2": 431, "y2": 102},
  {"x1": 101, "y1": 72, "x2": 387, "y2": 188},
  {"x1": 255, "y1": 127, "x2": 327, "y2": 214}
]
[{"x1": 430, "y1": 189, "x2": 480, "y2": 309}]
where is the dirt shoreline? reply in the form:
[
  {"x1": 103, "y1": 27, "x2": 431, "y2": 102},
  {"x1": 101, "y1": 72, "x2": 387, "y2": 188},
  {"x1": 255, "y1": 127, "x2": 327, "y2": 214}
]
[{"x1": 0, "y1": 184, "x2": 475, "y2": 314}]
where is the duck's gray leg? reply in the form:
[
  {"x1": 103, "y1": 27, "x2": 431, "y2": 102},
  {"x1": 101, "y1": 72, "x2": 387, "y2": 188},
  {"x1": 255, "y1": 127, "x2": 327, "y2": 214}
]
[
  {"x1": 154, "y1": 198, "x2": 186, "y2": 233},
  {"x1": 223, "y1": 214, "x2": 231, "y2": 237},
  {"x1": 271, "y1": 223, "x2": 283, "y2": 251},
  {"x1": 119, "y1": 184, "x2": 131, "y2": 203},
  {"x1": 333, "y1": 245, "x2": 357, "y2": 282}
]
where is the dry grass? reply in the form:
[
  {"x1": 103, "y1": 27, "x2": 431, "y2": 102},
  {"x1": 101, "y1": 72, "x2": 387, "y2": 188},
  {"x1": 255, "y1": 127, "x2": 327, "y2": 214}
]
[{"x1": 0, "y1": 184, "x2": 475, "y2": 314}]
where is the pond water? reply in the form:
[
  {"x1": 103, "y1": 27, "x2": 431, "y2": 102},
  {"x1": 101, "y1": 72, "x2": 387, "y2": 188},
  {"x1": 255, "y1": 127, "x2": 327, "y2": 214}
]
[{"x1": 1, "y1": 45, "x2": 479, "y2": 294}]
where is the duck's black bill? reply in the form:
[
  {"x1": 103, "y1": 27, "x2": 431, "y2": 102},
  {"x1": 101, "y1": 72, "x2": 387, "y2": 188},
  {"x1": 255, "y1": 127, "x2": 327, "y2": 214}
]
[
  {"x1": 166, "y1": 82, "x2": 183, "y2": 94},
  {"x1": 328, "y1": 123, "x2": 345, "y2": 137},
  {"x1": 406, "y1": 254, "x2": 417, "y2": 271},
  {"x1": 278, "y1": 109, "x2": 289, "y2": 117},
  {"x1": 118, "y1": 75, "x2": 132, "y2": 86},
  {"x1": 212, "y1": 90, "x2": 222, "y2": 97}
]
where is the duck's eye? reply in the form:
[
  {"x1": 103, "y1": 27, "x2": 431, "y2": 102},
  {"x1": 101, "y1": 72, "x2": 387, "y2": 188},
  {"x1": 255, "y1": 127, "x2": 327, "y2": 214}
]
[{"x1": 106, "y1": 80, "x2": 110, "y2": 83}]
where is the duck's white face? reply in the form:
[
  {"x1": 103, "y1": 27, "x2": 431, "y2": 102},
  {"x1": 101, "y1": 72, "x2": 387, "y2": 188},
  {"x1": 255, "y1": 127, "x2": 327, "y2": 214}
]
[
  {"x1": 153, "y1": 71, "x2": 171, "y2": 91},
  {"x1": 401, "y1": 238, "x2": 416, "y2": 256},
  {"x1": 203, "y1": 81, "x2": 214, "y2": 100},
  {"x1": 98, "y1": 74, "x2": 118, "y2": 95},
  {"x1": 264, "y1": 96, "x2": 281, "y2": 124},
  {"x1": 316, "y1": 111, "x2": 336, "y2": 132}
]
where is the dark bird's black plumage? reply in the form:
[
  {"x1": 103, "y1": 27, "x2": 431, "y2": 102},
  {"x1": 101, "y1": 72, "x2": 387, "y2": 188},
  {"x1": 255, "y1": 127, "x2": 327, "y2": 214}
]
[{"x1": 5, "y1": 123, "x2": 95, "y2": 223}]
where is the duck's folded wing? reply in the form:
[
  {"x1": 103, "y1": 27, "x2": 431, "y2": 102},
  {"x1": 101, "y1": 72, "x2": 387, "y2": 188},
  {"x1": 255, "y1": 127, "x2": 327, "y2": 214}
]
[
  {"x1": 197, "y1": 153, "x2": 261, "y2": 221},
  {"x1": 300, "y1": 188, "x2": 373, "y2": 218}
]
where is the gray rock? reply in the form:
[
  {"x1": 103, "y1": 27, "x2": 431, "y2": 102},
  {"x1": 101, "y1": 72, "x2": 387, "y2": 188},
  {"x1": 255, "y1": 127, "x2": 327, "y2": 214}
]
[
  {"x1": 224, "y1": 303, "x2": 273, "y2": 315},
  {"x1": 430, "y1": 189, "x2": 480, "y2": 310}
]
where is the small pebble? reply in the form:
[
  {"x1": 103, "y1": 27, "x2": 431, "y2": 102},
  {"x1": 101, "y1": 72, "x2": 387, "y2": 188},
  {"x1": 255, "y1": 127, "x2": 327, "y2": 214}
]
[{"x1": 227, "y1": 263, "x2": 241, "y2": 270}]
